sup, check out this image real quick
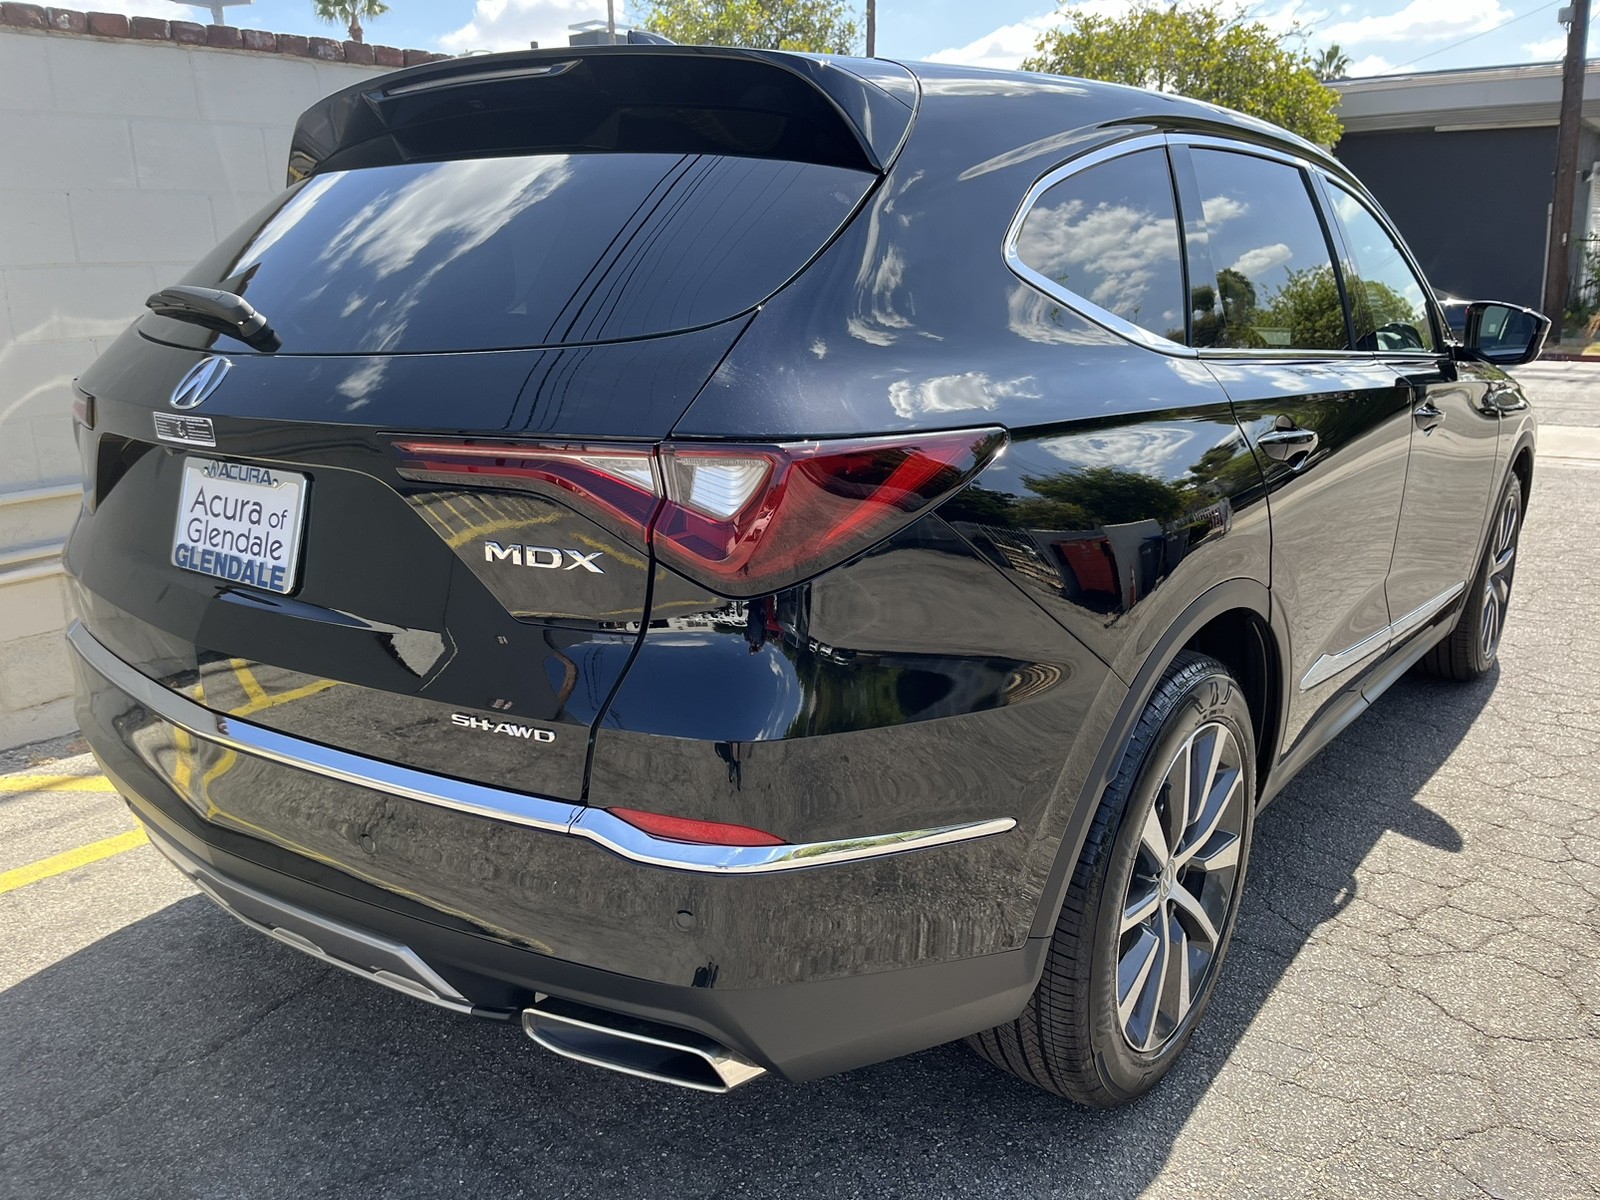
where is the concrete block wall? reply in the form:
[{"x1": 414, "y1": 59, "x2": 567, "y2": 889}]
[{"x1": 0, "y1": 13, "x2": 437, "y2": 749}]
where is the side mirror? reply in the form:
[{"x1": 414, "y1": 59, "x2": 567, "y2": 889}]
[{"x1": 1460, "y1": 301, "x2": 1550, "y2": 366}]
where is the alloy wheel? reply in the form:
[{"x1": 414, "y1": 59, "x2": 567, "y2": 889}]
[
  {"x1": 1479, "y1": 484, "x2": 1521, "y2": 661},
  {"x1": 1116, "y1": 721, "x2": 1248, "y2": 1053}
]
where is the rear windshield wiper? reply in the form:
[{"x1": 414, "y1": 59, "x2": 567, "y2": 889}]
[{"x1": 145, "y1": 285, "x2": 281, "y2": 352}]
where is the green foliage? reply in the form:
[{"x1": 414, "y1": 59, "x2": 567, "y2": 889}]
[
  {"x1": 1262, "y1": 264, "x2": 1350, "y2": 350},
  {"x1": 1312, "y1": 43, "x2": 1351, "y2": 81},
  {"x1": 312, "y1": 0, "x2": 389, "y2": 43},
  {"x1": 630, "y1": 0, "x2": 861, "y2": 52},
  {"x1": 1021, "y1": 2, "x2": 1343, "y2": 147}
]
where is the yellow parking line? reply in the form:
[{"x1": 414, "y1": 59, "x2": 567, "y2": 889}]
[
  {"x1": 0, "y1": 774, "x2": 118, "y2": 794},
  {"x1": 0, "y1": 828, "x2": 149, "y2": 895}
]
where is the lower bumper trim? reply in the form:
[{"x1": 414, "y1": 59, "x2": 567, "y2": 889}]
[{"x1": 142, "y1": 822, "x2": 488, "y2": 1017}]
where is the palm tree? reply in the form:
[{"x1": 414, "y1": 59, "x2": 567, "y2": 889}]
[
  {"x1": 313, "y1": 0, "x2": 390, "y2": 44},
  {"x1": 1312, "y1": 43, "x2": 1351, "y2": 81}
]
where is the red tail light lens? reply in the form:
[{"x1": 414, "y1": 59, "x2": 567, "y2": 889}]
[
  {"x1": 391, "y1": 440, "x2": 659, "y2": 538},
  {"x1": 393, "y1": 428, "x2": 1005, "y2": 597},
  {"x1": 608, "y1": 807, "x2": 785, "y2": 847}
]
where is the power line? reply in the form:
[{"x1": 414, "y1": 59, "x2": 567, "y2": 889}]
[{"x1": 1390, "y1": 0, "x2": 1564, "y2": 71}]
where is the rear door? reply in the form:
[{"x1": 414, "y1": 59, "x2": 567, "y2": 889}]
[
  {"x1": 1320, "y1": 180, "x2": 1501, "y2": 632},
  {"x1": 1174, "y1": 142, "x2": 1415, "y2": 750}
]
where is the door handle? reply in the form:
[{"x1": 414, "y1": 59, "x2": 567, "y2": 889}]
[
  {"x1": 1413, "y1": 401, "x2": 1445, "y2": 433},
  {"x1": 1257, "y1": 422, "x2": 1319, "y2": 465}
]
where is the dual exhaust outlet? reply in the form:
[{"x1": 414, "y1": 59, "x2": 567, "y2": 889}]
[{"x1": 521, "y1": 994, "x2": 767, "y2": 1094}]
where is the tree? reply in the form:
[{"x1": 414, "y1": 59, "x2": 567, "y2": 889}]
[
  {"x1": 1022, "y1": 2, "x2": 1342, "y2": 147},
  {"x1": 312, "y1": 0, "x2": 389, "y2": 44},
  {"x1": 1313, "y1": 43, "x2": 1351, "y2": 81},
  {"x1": 631, "y1": 0, "x2": 861, "y2": 53}
]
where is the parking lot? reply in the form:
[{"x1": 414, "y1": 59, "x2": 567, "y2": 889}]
[{"x1": 2, "y1": 363, "x2": 1597, "y2": 1199}]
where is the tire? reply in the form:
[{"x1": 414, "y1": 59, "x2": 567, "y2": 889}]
[
  {"x1": 968, "y1": 651, "x2": 1256, "y2": 1105},
  {"x1": 1420, "y1": 469, "x2": 1525, "y2": 682}
]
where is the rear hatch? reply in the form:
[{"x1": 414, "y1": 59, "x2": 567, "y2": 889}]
[{"x1": 70, "y1": 48, "x2": 915, "y2": 804}]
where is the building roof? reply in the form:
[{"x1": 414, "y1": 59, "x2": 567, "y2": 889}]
[{"x1": 1331, "y1": 59, "x2": 1600, "y2": 134}]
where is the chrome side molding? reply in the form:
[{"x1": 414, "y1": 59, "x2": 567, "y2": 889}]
[
  {"x1": 522, "y1": 996, "x2": 767, "y2": 1094},
  {"x1": 68, "y1": 622, "x2": 1015, "y2": 875},
  {"x1": 1301, "y1": 582, "x2": 1465, "y2": 691}
]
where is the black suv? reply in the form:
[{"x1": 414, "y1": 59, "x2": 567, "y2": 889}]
[{"x1": 65, "y1": 47, "x2": 1545, "y2": 1104}]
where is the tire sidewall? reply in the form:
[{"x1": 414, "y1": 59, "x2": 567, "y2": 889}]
[{"x1": 1085, "y1": 662, "x2": 1256, "y2": 1102}]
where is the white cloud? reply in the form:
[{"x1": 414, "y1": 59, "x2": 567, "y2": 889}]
[
  {"x1": 1523, "y1": 35, "x2": 1567, "y2": 59},
  {"x1": 924, "y1": 1, "x2": 1134, "y2": 71},
  {"x1": 1320, "y1": 0, "x2": 1510, "y2": 46},
  {"x1": 439, "y1": 0, "x2": 611, "y2": 54},
  {"x1": 1231, "y1": 243, "x2": 1294, "y2": 277},
  {"x1": 1346, "y1": 53, "x2": 1400, "y2": 76}
]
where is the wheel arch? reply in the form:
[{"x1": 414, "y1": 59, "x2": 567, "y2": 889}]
[{"x1": 1027, "y1": 578, "x2": 1288, "y2": 938}]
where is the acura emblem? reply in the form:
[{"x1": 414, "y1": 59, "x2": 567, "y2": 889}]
[{"x1": 170, "y1": 355, "x2": 231, "y2": 410}]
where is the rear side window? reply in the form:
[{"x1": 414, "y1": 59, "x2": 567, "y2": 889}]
[
  {"x1": 1012, "y1": 149, "x2": 1187, "y2": 344},
  {"x1": 157, "y1": 153, "x2": 871, "y2": 353},
  {"x1": 1185, "y1": 150, "x2": 1349, "y2": 352},
  {"x1": 1327, "y1": 184, "x2": 1438, "y2": 353}
]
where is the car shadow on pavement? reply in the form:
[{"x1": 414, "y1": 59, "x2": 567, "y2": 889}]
[{"x1": 0, "y1": 669, "x2": 1494, "y2": 1200}]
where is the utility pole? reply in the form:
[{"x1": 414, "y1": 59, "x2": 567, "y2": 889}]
[
  {"x1": 1542, "y1": 0, "x2": 1590, "y2": 341},
  {"x1": 607, "y1": 0, "x2": 617, "y2": 42},
  {"x1": 866, "y1": 0, "x2": 876, "y2": 56}
]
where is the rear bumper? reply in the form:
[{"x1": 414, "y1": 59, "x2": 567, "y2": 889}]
[{"x1": 71, "y1": 622, "x2": 1047, "y2": 1081}]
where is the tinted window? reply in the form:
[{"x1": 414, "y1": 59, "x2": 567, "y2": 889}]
[
  {"x1": 1186, "y1": 150, "x2": 1348, "y2": 351},
  {"x1": 155, "y1": 153, "x2": 871, "y2": 353},
  {"x1": 1014, "y1": 149, "x2": 1186, "y2": 344},
  {"x1": 1328, "y1": 184, "x2": 1438, "y2": 353}
]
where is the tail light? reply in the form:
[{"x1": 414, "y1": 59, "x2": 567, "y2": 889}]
[
  {"x1": 71, "y1": 383, "x2": 95, "y2": 432},
  {"x1": 394, "y1": 428, "x2": 1006, "y2": 598}
]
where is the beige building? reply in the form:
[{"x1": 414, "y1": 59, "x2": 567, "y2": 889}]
[{"x1": 0, "y1": 10, "x2": 437, "y2": 750}]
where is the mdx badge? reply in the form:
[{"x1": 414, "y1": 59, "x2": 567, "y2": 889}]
[
  {"x1": 451, "y1": 713, "x2": 556, "y2": 742},
  {"x1": 483, "y1": 541, "x2": 605, "y2": 573},
  {"x1": 170, "y1": 355, "x2": 231, "y2": 409}
]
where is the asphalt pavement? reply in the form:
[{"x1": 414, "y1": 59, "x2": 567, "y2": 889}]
[{"x1": 2, "y1": 366, "x2": 1598, "y2": 1199}]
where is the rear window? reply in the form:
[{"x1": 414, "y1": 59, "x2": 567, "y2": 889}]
[{"x1": 155, "y1": 153, "x2": 871, "y2": 353}]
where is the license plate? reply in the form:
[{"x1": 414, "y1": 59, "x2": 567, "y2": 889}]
[{"x1": 172, "y1": 457, "x2": 308, "y2": 595}]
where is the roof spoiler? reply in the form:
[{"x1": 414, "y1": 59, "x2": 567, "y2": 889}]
[{"x1": 286, "y1": 46, "x2": 916, "y2": 186}]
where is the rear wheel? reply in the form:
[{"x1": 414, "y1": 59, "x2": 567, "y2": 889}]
[
  {"x1": 1421, "y1": 470, "x2": 1524, "y2": 681},
  {"x1": 968, "y1": 651, "x2": 1255, "y2": 1105}
]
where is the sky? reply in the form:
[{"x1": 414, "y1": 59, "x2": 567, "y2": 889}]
[{"x1": 99, "y1": 0, "x2": 1593, "y2": 77}]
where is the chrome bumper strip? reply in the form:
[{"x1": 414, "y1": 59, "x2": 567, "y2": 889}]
[{"x1": 68, "y1": 622, "x2": 1015, "y2": 874}]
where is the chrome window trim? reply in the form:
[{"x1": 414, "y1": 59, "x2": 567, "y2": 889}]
[
  {"x1": 68, "y1": 622, "x2": 1014, "y2": 874},
  {"x1": 1003, "y1": 133, "x2": 1199, "y2": 358},
  {"x1": 1003, "y1": 130, "x2": 1406, "y2": 362},
  {"x1": 1300, "y1": 581, "x2": 1464, "y2": 691}
]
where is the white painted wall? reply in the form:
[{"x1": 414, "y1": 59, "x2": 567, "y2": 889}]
[{"x1": 0, "y1": 28, "x2": 391, "y2": 749}]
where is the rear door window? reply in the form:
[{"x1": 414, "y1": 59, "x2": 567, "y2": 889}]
[
  {"x1": 1185, "y1": 150, "x2": 1350, "y2": 352},
  {"x1": 1012, "y1": 148, "x2": 1187, "y2": 345},
  {"x1": 1326, "y1": 184, "x2": 1438, "y2": 353},
  {"x1": 151, "y1": 153, "x2": 872, "y2": 353}
]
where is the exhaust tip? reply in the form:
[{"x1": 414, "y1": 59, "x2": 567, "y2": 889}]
[{"x1": 522, "y1": 996, "x2": 766, "y2": 1094}]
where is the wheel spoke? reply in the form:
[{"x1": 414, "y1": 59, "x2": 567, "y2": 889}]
[
  {"x1": 1117, "y1": 929, "x2": 1162, "y2": 1036},
  {"x1": 1140, "y1": 805, "x2": 1169, "y2": 863},
  {"x1": 1175, "y1": 767, "x2": 1241, "y2": 867},
  {"x1": 1121, "y1": 882, "x2": 1162, "y2": 933},
  {"x1": 1163, "y1": 741, "x2": 1193, "y2": 855},
  {"x1": 1164, "y1": 915, "x2": 1193, "y2": 1028},
  {"x1": 1168, "y1": 880, "x2": 1221, "y2": 948},
  {"x1": 1187, "y1": 830, "x2": 1240, "y2": 874}
]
